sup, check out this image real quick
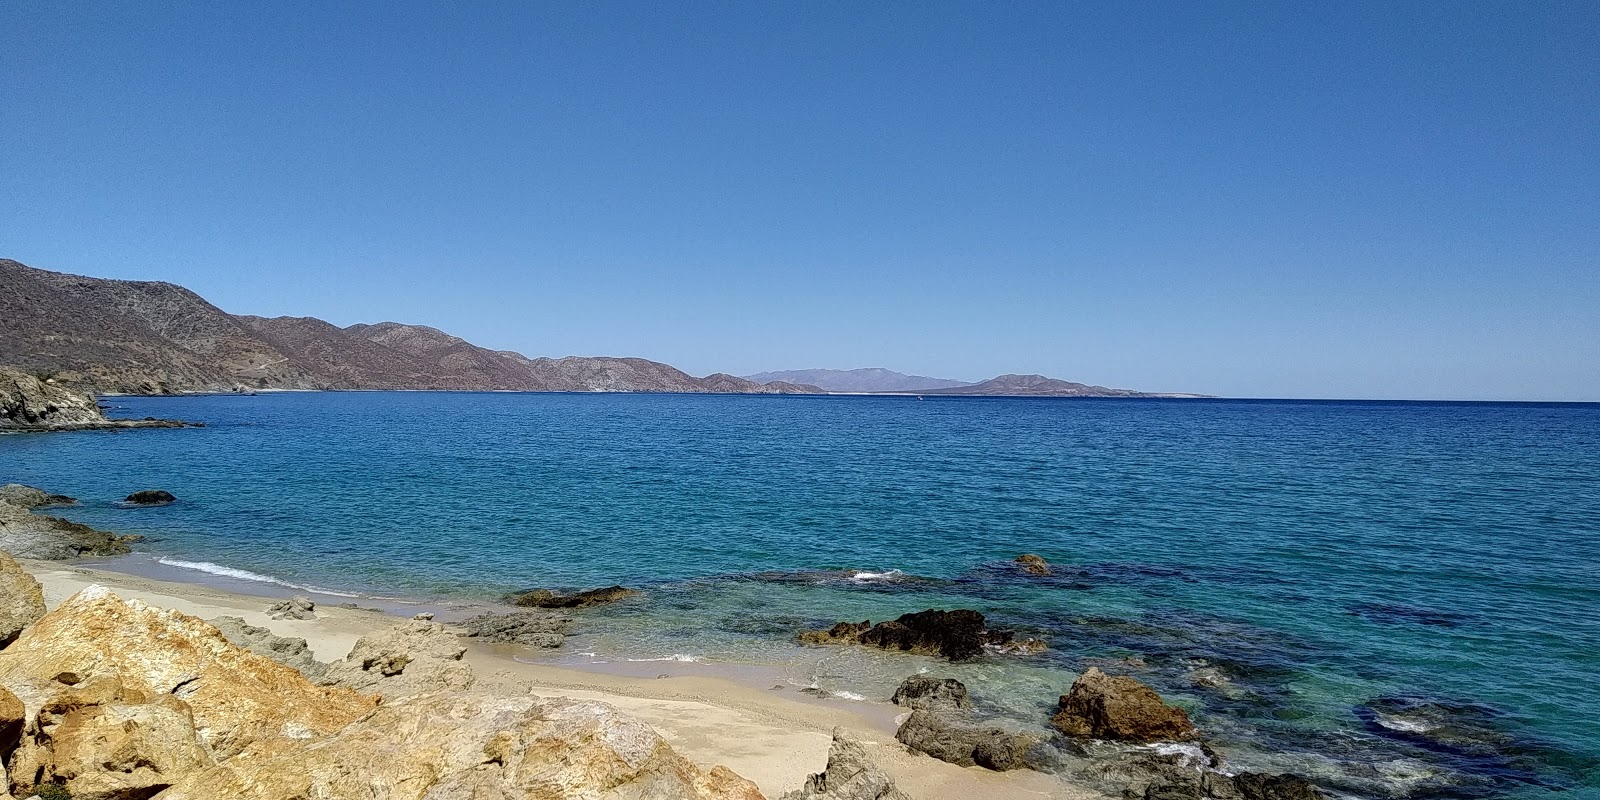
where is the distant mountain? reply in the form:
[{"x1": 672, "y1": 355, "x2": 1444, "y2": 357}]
[
  {"x1": 745, "y1": 368, "x2": 972, "y2": 393},
  {"x1": 914, "y1": 374, "x2": 1158, "y2": 397},
  {"x1": 1, "y1": 259, "x2": 817, "y2": 395}
]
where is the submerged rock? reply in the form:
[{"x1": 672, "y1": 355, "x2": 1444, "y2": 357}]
[
  {"x1": 158, "y1": 691, "x2": 765, "y2": 800},
  {"x1": 0, "y1": 484, "x2": 76, "y2": 509},
  {"x1": 1015, "y1": 553, "x2": 1053, "y2": 576},
  {"x1": 266, "y1": 595, "x2": 316, "y2": 620},
  {"x1": 800, "y1": 609, "x2": 1019, "y2": 661},
  {"x1": 504, "y1": 584, "x2": 639, "y2": 608},
  {"x1": 0, "y1": 499, "x2": 142, "y2": 559},
  {"x1": 207, "y1": 615, "x2": 328, "y2": 681},
  {"x1": 324, "y1": 616, "x2": 474, "y2": 698},
  {"x1": 0, "y1": 550, "x2": 46, "y2": 647},
  {"x1": 123, "y1": 489, "x2": 177, "y2": 506},
  {"x1": 1051, "y1": 667, "x2": 1199, "y2": 743},
  {"x1": 1232, "y1": 772, "x2": 1325, "y2": 800},
  {"x1": 895, "y1": 709, "x2": 1039, "y2": 771},
  {"x1": 782, "y1": 728, "x2": 911, "y2": 800},
  {"x1": 890, "y1": 675, "x2": 971, "y2": 711},
  {"x1": 459, "y1": 610, "x2": 571, "y2": 648}
]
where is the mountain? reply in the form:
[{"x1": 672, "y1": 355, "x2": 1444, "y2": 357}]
[
  {"x1": 744, "y1": 368, "x2": 973, "y2": 393},
  {"x1": 0, "y1": 259, "x2": 817, "y2": 395},
  {"x1": 913, "y1": 374, "x2": 1158, "y2": 397}
]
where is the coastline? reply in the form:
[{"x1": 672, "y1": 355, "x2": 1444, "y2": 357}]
[{"x1": 22, "y1": 556, "x2": 1097, "y2": 799}]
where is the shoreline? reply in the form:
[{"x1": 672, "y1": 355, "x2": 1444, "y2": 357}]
[{"x1": 22, "y1": 556, "x2": 1096, "y2": 799}]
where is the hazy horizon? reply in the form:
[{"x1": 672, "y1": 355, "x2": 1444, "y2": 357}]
[{"x1": 3, "y1": 3, "x2": 1596, "y2": 401}]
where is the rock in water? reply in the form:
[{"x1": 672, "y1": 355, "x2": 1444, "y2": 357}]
[
  {"x1": 797, "y1": 620, "x2": 873, "y2": 646},
  {"x1": 0, "y1": 368, "x2": 185, "y2": 431},
  {"x1": 890, "y1": 675, "x2": 971, "y2": 711},
  {"x1": 265, "y1": 595, "x2": 315, "y2": 620},
  {"x1": 504, "y1": 584, "x2": 639, "y2": 608},
  {"x1": 158, "y1": 692, "x2": 765, "y2": 800},
  {"x1": 0, "y1": 484, "x2": 76, "y2": 509},
  {"x1": 1051, "y1": 667, "x2": 1199, "y2": 742},
  {"x1": 123, "y1": 489, "x2": 177, "y2": 506},
  {"x1": 800, "y1": 609, "x2": 1016, "y2": 661},
  {"x1": 0, "y1": 550, "x2": 46, "y2": 646},
  {"x1": 894, "y1": 710, "x2": 1038, "y2": 771},
  {"x1": 458, "y1": 610, "x2": 571, "y2": 647},
  {"x1": 1014, "y1": 553, "x2": 1053, "y2": 576},
  {"x1": 324, "y1": 616, "x2": 474, "y2": 698},
  {"x1": 207, "y1": 616, "x2": 329, "y2": 682},
  {"x1": 0, "y1": 499, "x2": 141, "y2": 560},
  {"x1": 1232, "y1": 772, "x2": 1325, "y2": 800},
  {"x1": 782, "y1": 728, "x2": 911, "y2": 800}
]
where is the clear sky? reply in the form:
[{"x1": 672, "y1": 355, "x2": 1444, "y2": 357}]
[{"x1": 3, "y1": 2, "x2": 1596, "y2": 400}]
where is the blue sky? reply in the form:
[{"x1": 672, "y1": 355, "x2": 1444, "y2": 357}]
[{"x1": 3, "y1": 2, "x2": 1596, "y2": 400}]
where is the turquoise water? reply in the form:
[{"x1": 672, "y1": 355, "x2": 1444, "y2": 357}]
[{"x1": 3, "y1": 393, "x2": 1598, "y2": 799}]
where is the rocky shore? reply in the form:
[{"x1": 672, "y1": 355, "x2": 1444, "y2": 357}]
[{"x1": 0, "y1": 369, "x2": 188, "y2": 433}]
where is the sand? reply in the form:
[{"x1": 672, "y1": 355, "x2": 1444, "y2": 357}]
[{"x1": 22, "y1": 559, "x2": 1101, "y2": 800}]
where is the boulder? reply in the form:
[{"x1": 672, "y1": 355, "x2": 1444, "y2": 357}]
[
  {"x1": 0, "y1": 500, "x2": 139, "y2": 560},
  {"x1": 207, "y1": 616, "x2": 328, "y2": 681},
  {"x1": 894, "y1": 709, "x2": 1038, "y2": 771},
  {"x1": 0, "y1": 485, "x2": 75, "y2": 509},
  {"x1": 123, "y1": 489, "x2": 176, "y2": 506},
  {"x1": 0, "y1": 684, "x2": 23, "y2": 752},
  {"x1": 504, "y1": 584, "x2": 639, "y2": 608},
  {"x1": 0, "y1": 551, "x2": 46, "y2": 647},
  {"x1": 265, "y1": 595, "x2": 315, "y2": 620},
  {"x1": 1051, "y1": 667, "x2": 1199, "y2": 742},
  {"x1": 781, "y1": 728, "x2": 910, "y2": 800},
  {"x1": 458, "y1": 610, "x2": 571, "y2": 648},
  {"x1": 159, "y1": 691, "x2": 765, "y2": 800},
  {"x1": 1014, "y1": 553, "x2": 1052, "y2": 576},
  {"x1": 324, "y1": 616, "x2": 474, "y2": 698},
  {"x1": 0, "y1": 586, "x2": 376, "y2": 761},
  {"x1": 797, "y1": 620, "x2": 872, "y2": 646},
  {"x1": 1232, "y1": 773, "x2": 1325, "y2": 800},
  {"x1": 23, "y1": 689, "x2": 214, "y2": 800},
  {"x1": 800, "y1": 609, "x2": 1019, "y2": 661},
  {"x1": 890, "y1": 675, "x2": 970, "y2": 711}
]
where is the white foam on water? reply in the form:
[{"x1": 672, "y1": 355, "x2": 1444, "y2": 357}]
[
  {"x1": 833, "y1": 690, "x2": 867, "y2": 701},
  {"x1": 1374, "y1": 714, "x2": 1436, "y2": 734},
  {"x1": 625, "y1": 654, "x2": 703, "y2": 663},
  {"x1": 847, "y1": 569, "x2": 904, "y2": 582},
  {"x1": 155, "y1": 557, "x2": 360, "y2": 597}
]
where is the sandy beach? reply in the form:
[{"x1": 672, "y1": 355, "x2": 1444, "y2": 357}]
[{"x1": 22, "y1": 558, "x2": 1096, "y2": 800}]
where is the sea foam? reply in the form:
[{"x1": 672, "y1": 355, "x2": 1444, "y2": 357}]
[{"x1": 155, "y1": 557, "x2": 359, "y2": 597}]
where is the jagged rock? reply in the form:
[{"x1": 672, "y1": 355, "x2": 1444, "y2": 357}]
[
  {"x1": 25, "y1": 690, "x2": 213, "y2": 800},
  {"x1": 0, "y1": 368, "x2": 184, "y2": 431},
  {"x1": 0, "y1": 586, "x2": 376, "y2": 762},
  {"x1": 1015, "y1": 553, "x2": 1052, "y2": 576},
  {"x1": 324, "y1": 616, "x2": 474, "y2": 698},
  {"x1": 0, "y1": 500, "x2": 141, "y2": 560},
  {"x1": 0, "y1": 485, "x2": 75, "y2": 509},
  {"x1": 1072, "y1": 742, "x2": 1231, "y2": 800},
  {"x1": 265, "y1": 595, "x2": 315, "y2": 620},
  {"x1": 123, "y1": 489, "x2": 176, "y2": 506},
  {"x1": 801, "y1": 609, "x2": 1016, "y2": 661},
  {"x1": 159, "y1": 691, "x2": 765, "y2": 800},
  {"x1": 890, "y1": 675, "x2": 970, "y2": 711},
  {"x1": 894, "y1": 709, "x2": 1038, "y2": 771},
  {"x1": 504, "y1": 584, "x2": 638, "y2": 608},
  {"x1": 207, "y1": 616, "x2": 328, "y2": 681},
  {"x1": 0, "y1": 551, "x2": 45, "y2": 647},
  {"x1": 1233, "y1": 773, "x2": 1324, "y2": 800},
  {"x1": 1051, "y1": 667, "x2": 1199, "y2": 742},
  {"x1": 458, "y1": 610, "x2": 571, "y2": 647},
  {"x1": 0, "y1": 685, "x2": 23, "y2": 751},
  {"x1": 782, "y1": 728, "x2": 910, "y2": 800}
]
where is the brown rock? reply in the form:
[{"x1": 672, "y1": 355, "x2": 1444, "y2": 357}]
[
  {"x1": 0, "y1": 585, "x2": 376, "y2": 761},
  {"x1": 0, "y1": 684, "x2": 22, "y2": 752},
  {"x1": 34, "y1": 692, "x2": 213, "y2": 800},
  {"x1": 323, "y1": 617, "x2": 474, "y2": 699},
  {"x1": 0, "y1": 485, "x2": 75, "y2": 509},
  {"x1": 160, "y1": 692, "x2": 765, "y2": 800},
  {"x1": 504, "y1": 584, "x2": 639, "y2": 608},
  {"x1": 1050, "y1": 667, "x2": 1199, "y2": 742},
  {"x1": 0, "y1": 550, "x2": 46, "y2": 646},
  {"x1": 894, "y1": 710, "x2": 1038, "y2": 771},
  {"x1": 1014, "y1": 554, "x2": 1053, "y2": 576},
  {"x1": 797, "y1": 620, "x2": 872, "y2": 646}
]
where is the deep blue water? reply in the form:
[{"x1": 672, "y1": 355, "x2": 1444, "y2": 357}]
[{"x1": 3, "y1": 392, "x2": 1598, "y2": 799}]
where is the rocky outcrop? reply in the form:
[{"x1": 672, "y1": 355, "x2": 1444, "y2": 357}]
[
  {"x1": 1050, "y1": 667, "x2": 1199, "y2": 742},
  {"x1": 1014, "y1": 553, "x2": 1052, "y2": 576},
  {"x1": 505, "y1": 584, "x2": 638, "y2": 608},
  {"x1": 458, "y1": 610, "x2": 571, "y2": 648},
  {"x1": 781, "y1": 729, "x2": 910, "y2": 800},
  {"x1": 0, "y1": 485, "x2": 74, "y2": 509},
  {"x1": 0, "y1": 551, "x2": 45, "y2": 647},
  {"x1": 265, "y1": 595, "x2": 315, "y2": 620},
  {"x1": 0, "y1": 498, "x2": 141, "y2": 560},
  {"x1": 800, "y1": 609, "x2": 1026, "y2": 661},
  {"x1": 123, "y1": 489, "x2": 176, "y2": 506},
  {"x1": 207, "y1": 616, "x2": 328, "y2": 681},
  {"x1": 159, "y1": 691, "x2": 765, "y2": 800},
  {"x1": 323, "y1": 616, "x2": 474, "y2": 698},
  {"x1": 1233, "y1": 773, "x2": 1325, "y2": 800},
  {"x1": 0, "y1": 367, "x2": 185, "y2": 430},
  {"x1": 890, "y1": 675, "x2": 970, "y2": 711},
  {"x1": 894, "y1": 709, "x2": 1038, "y2": 771}
]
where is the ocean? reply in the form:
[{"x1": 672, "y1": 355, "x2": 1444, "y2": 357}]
[{"x1": 4, "y1": 392, "x2": 1597, "y2": 799}]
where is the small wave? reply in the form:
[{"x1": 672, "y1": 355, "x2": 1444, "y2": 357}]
[
  {"x1": 154, "y1": 557, "x2": 360, "y2": 598},
  {"x1": 625, "y1": 654, "x2": 703, "y2": 663},
  {"x1": 833, "y1": 690, "x2": 867, "y2": 701},
  {"x1": 1374, "y1": 714, "x2": 1437, "y2": 735},
  {"x1": 847, "y1": 569, "x2": 905, "y2": 582}
]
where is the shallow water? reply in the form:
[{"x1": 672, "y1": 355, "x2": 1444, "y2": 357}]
[{"x1": 4, "y1": 392, "x2": 1597, "y2": 798}]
